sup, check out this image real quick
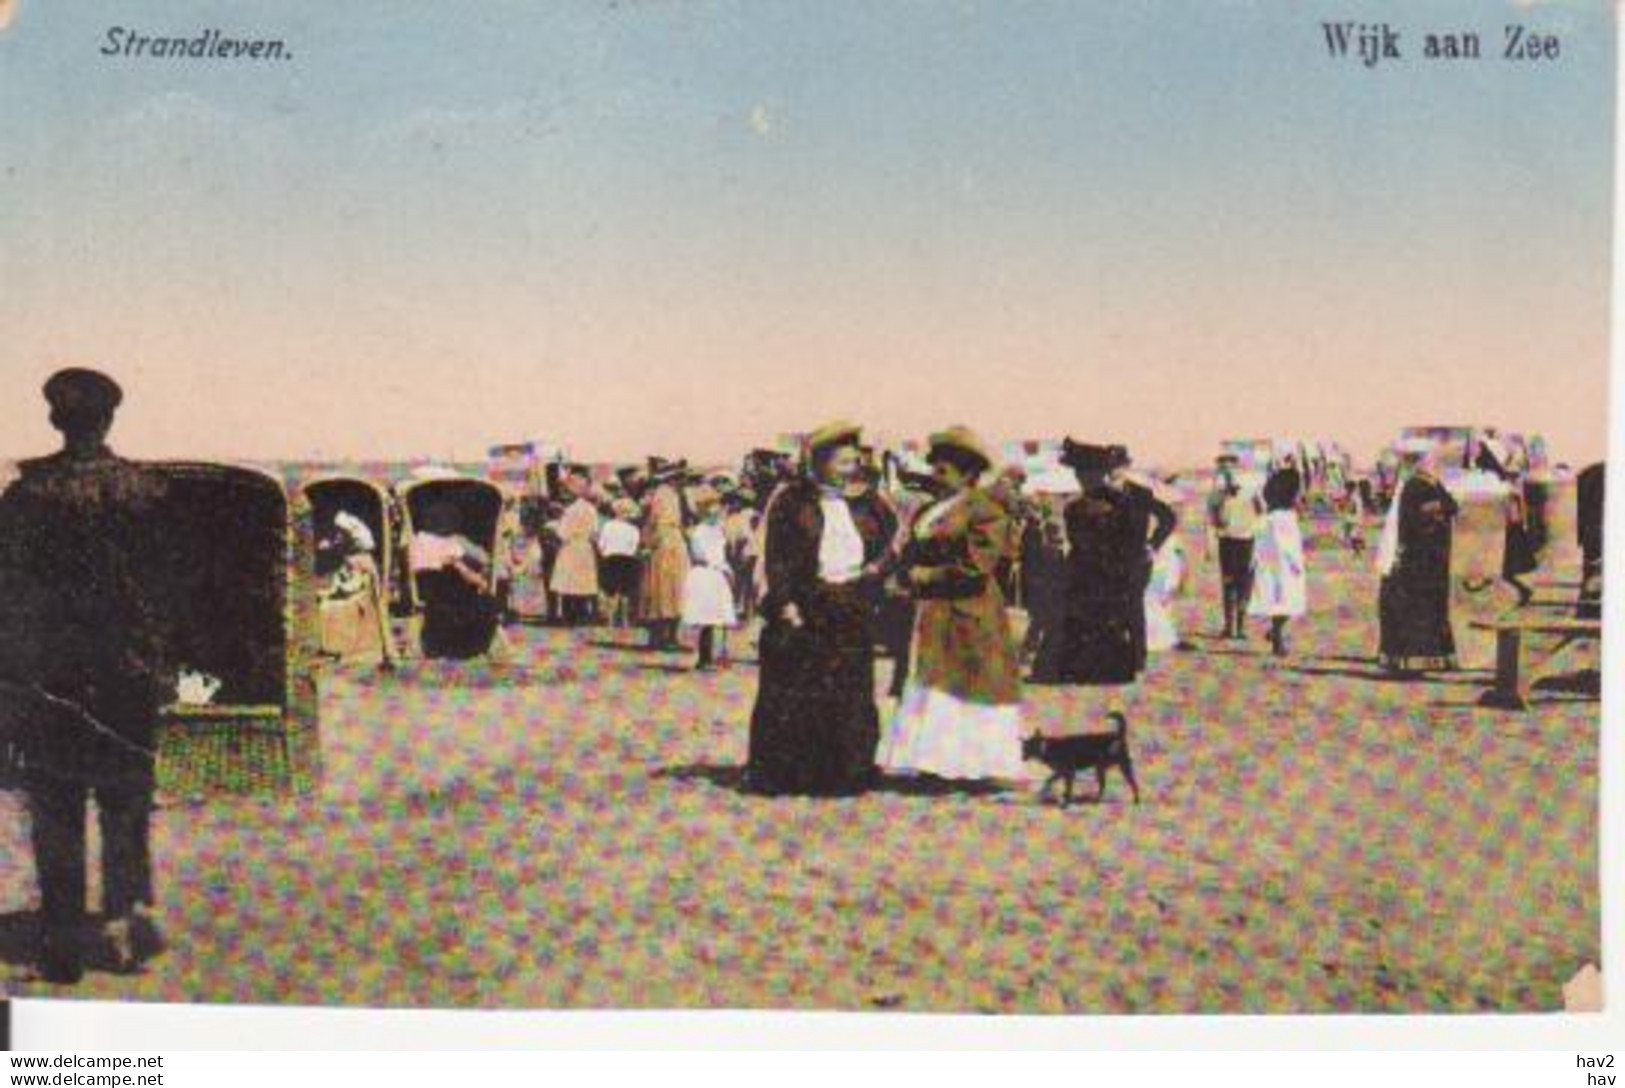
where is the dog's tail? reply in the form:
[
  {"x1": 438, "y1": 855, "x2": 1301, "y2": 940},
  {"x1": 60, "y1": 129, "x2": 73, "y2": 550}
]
[{"x1": 1107, "y1": 711, "x2": 1129, "y2": 738}]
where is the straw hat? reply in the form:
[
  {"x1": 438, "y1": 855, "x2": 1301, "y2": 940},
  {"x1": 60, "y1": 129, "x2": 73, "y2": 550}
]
[
  {"x1": 806, "y1": 420, "x2": 863, "y2": 458},
  {"x1": 927, "y1": 425, "x2": 994, "y2": 474}
]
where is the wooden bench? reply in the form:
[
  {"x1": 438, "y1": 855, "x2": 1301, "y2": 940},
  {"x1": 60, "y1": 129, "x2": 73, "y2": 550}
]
[{"x1": 1469, "y1": 617, "x2": 1602, "y2": 710}]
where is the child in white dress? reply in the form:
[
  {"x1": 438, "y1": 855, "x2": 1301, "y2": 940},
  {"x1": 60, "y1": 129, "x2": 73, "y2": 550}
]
[{"x1": 681, "y1": 492, "x2": 738, "y2": 670}]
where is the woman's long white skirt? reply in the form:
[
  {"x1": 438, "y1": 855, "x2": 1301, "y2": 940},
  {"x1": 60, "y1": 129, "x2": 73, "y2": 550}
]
[
  {"x1": 1144, "y1": 541, "x2": 1185, "y2": 652},
  {"x1": 879, "y1": 682, "x2": 1028, "y2": 781},
  {"x1": 1248, "y1": 511, "x2": 1308, "y2": 619}
]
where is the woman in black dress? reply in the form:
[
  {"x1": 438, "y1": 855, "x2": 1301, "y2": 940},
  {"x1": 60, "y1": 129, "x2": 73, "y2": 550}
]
[
  {"x1": 1035, "y1": 441, "x2": 1176, "y2": 700},
  {"x1": 1378, "y1": 446, "x2": 1460, "y2": 673},
  {"x1": 744, "y1": 422, "x2": 897, "y2": 796}
]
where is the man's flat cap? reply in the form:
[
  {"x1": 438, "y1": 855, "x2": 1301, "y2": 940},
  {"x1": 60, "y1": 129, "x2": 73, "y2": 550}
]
[{"x1": 43, "y1": 368, "x2": 123, "y2": 414}]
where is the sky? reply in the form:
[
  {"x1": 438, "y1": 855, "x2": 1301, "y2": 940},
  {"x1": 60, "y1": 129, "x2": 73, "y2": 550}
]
[{"x1": 0, "y1": 0, "x2": 1615, "y2": 469}]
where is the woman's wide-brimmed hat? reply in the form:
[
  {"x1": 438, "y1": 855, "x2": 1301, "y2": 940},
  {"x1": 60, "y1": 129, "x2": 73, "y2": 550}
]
[
  {"x1": 1060, "y1": 438, "x2": 1131, "y2": 474},
  {"x1": 806, "y1": 420, "x2": 863, "y2": 458},
  {"x1": 927, "y1": 425, "x2": 994, "y2": 474}
]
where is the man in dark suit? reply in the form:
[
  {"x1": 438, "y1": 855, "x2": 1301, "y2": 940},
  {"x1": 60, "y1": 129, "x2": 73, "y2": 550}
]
[{"x1": 0, "y1": 368, "x2": 169, "y2": 983}]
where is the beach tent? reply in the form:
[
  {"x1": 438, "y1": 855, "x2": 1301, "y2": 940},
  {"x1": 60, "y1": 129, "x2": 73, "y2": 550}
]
[
  {"x1": 395, "y1": 473, "x2": 510, "y2": 658},
  {"x1": 150, "y1": 462, "x2": 320, "y2": 796},
  {"x1": 302, "y1": 474, "x2": 396, "y2": 595},
  {"x1": 300, "y1": 474, "x2": 399, "y2": 664}
]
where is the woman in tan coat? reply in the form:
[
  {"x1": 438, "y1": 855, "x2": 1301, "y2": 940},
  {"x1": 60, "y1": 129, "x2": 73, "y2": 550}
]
[
  {"x1": 640, "y1": 459, "x2": 692, "y2": 650},
  {"x1": 879, "y1": 426, "x2": 1027, "y2": 782}
]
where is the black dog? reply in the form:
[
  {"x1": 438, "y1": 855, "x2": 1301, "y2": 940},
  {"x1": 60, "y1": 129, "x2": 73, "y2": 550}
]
[{"x1": 1022, "y1": 712, "x2": 1141, "y2": 807}]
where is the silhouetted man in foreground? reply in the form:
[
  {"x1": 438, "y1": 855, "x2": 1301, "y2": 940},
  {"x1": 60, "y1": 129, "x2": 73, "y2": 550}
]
[{"x1": 0, "y1": 368, "x2": 169, "y2": 983}]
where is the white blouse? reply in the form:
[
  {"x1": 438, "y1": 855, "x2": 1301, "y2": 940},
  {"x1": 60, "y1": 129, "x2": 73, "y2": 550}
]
[{"x1": 817, "y1": 497, "x2": 865, "y2": 584}]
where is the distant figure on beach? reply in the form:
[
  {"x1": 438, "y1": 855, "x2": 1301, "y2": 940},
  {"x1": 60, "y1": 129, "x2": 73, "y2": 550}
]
[
  {"x1": 879, "y1": 426, "x2": 1027, "y2": 785},
  {"x1": 596, "y1": 497, "x2": 643, "y2": 629},
  {"x1": 1144, "y1": 529, "x2": 1187, "y2": 653},
  {"x1": 1377, "y1": 439, "x2": 1460, "y2": 674},
  {"x1": 1337, "y1": 481, "x2": 1368, "y2": 556},
  {"x1": 681, "y1": 487, "x2": 738, "y2": 670},
  {"x1": 722, "y1": 491, "x2": 760, "y2": 623},
  {"x1": 1207, "y1": 453, "x2": 1262, "y2": 640},
  {"x1": 1249, "y1": 456, "x2": 1308, "y2": 658},
  {"x1": 745, "y1": 422, "x2": 895, "y2": 796},
  {"x1": 0, "y1": 368, "x2": 170, "y2": 983},
  {"x1": 640, "y1": 458, "x2": 691, "y2": 652},
  {"x1": 1500, "y1": 470, "x2": 1547, "y2": 608},
  {"x1": 549, "y1": 467, "x2": 601, "y2": 626}
]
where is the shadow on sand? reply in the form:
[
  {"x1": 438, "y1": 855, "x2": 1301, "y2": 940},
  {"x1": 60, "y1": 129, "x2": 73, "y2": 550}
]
[
  {"x1": 651, "y1": 763, "x2": 1016, "y2": 801},
  {"x1": 1288, "y1": 664, "x2": 1488, "y2": 688},
  {"x1": 587, "y1": 639, "x2": 676, "y2": 655}
]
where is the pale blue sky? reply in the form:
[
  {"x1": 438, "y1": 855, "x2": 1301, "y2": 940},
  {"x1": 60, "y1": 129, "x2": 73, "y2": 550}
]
[{"x1": 0, "y1": 0, "x2": 1614, "y2": 467}]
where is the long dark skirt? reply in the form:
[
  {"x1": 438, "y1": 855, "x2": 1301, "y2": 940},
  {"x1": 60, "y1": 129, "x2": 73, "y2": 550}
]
[
  {"x1": 874, "y1": 591, "x2": 916, "y2": 698},
  {"x1": 1033, "y1": 592, "x2": 1145, "y2": 686},
  {"x1": 746, "y1": 582, "x2": 879, "y2": 796},
  {"x1": 1378, "y1": 568, "x2": 1456, "y2": 670}
]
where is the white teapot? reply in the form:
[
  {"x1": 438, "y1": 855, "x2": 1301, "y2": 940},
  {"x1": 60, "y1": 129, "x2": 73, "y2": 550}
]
[{"x1": 175, "y1": 669, "x2": 223, "y2": 706}]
